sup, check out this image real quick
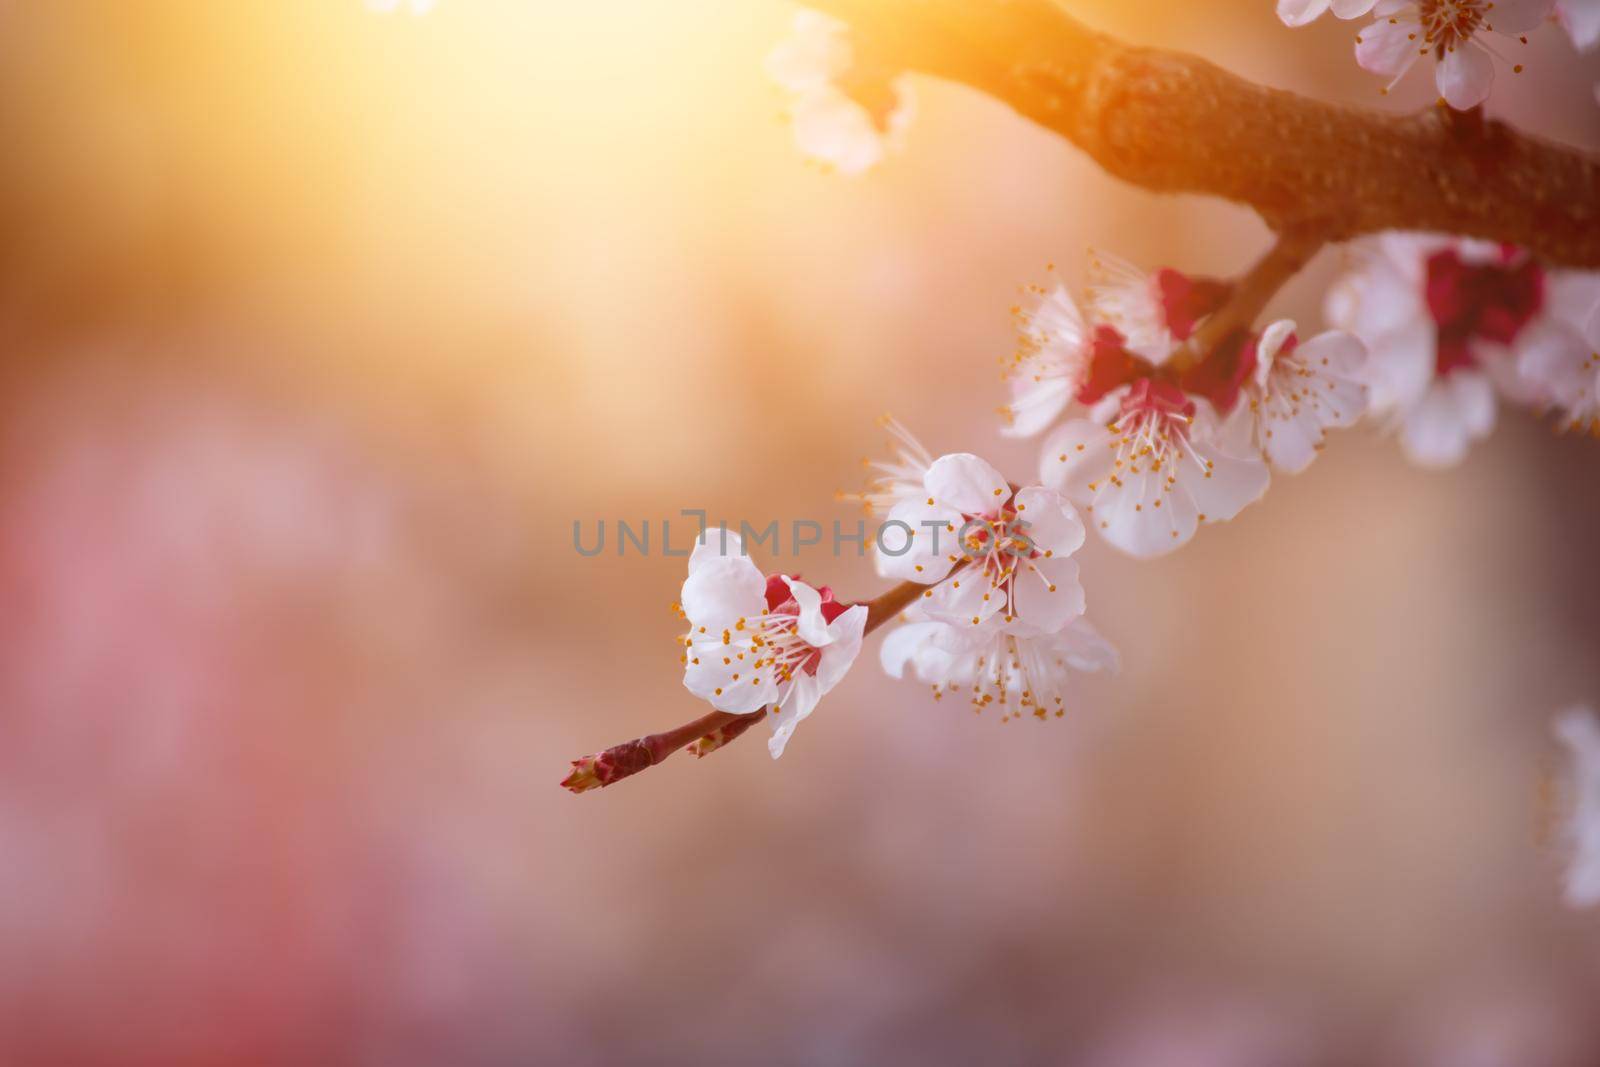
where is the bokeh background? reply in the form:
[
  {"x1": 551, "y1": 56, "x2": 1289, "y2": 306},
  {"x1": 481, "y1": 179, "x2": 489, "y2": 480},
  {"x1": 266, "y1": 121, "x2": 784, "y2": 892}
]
[{"x1": 1, "y1": 1, "x2": 1598, "y2": 1063}]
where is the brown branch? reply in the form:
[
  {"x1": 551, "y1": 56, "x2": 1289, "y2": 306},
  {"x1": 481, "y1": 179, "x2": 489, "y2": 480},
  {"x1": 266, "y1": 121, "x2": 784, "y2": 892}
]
[
  {"x1": 808, "y1": 0, "x2": 1600, "y2": 267},
  {"x1": 562, "y1": 579, "x2": 925, "y2": 793}
]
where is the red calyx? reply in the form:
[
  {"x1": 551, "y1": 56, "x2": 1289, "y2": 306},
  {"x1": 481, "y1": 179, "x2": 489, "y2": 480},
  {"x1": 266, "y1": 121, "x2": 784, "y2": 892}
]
[
  {"x1": 1424, "y1": 248, "x2": 1544, "y2": 375},
  {"x1": 765, "y1": 574, "x2": 851, "y2": 624},
  {"x1": 1078, "y1": 325, "x2": 1156, "y2": 405},
  {"x1": 1155, "y1": 268, "x2": 1231, "y2": 342}
]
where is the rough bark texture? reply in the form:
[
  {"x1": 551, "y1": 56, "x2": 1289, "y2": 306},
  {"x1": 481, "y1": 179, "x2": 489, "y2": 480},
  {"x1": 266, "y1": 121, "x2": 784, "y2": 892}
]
[{"x1": 808, "y1": 0, "x2": 1600, "y2": 267}]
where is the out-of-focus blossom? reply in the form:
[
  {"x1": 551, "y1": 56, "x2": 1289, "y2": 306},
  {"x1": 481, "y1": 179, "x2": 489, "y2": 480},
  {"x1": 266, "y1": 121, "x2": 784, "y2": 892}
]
[
  {"x1": 1277, "y1": 0, "x2": 1380, "y2": 26},
  {"x1": 1519, "y1": 274, "x2": 1600, "y2": 433},
  {"x1": 1039, "y1": 379, "x2": 1270, "y2": 558},
  {"x1": 765, "y1": 9, "x2": 914, "y2": 175},
  {"x1": 1326, "y1": 233, "x2": 1600, "y2": 465},
  {"x1": 1553, "y1": 706, "x2": 1600, "y2": 908},
  {"x1": 1353, "y1": 0, "x2": 1552, "y2": 109},
  {"x1": 1233, "y1": 320, "x2": 1369, "y2": 473},
  {"x1": 881, "y1": 613, "x2": 1117, "y2": 723},
  {"x1": 680, "y1": 530, "x2": 866, "y2": 758},
  {"x1": 1557, "y1": 0, "x2": 1600, "y2": 49},
  {"x1": 878, "y1": 453, "x2": 1087, "y2": 634}
]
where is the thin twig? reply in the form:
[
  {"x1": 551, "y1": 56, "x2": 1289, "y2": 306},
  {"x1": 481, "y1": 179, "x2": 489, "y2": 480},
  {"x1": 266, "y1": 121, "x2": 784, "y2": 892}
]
[{"x1": 1172, "y1": 230, "x2": 1326, "y2": 372}]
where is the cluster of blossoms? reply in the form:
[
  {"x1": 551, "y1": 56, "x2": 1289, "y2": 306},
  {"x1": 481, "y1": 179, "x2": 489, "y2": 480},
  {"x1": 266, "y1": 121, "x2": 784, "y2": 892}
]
[
  {"x1": 567, "y1": 7, "x2": 1600, "y2": 922},
  {"x1": 1001, "y1": 253, "x2": 1368, "y2": 557},
  {"x1": 1329, "y1": 235, "x2": 1600, "y2": 464}
]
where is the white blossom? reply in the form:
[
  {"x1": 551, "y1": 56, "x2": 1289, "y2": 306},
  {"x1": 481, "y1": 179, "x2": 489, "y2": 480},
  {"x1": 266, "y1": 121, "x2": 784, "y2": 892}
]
[
  {"x1": 1235, "y1": 320, "x2": 1369, "y2": 473},
  {"x1": 1325, "y1": 233, "x2": 1597, "y2": 466},
  {"x1": 881, "y1": 614, "x2": 1118, "y2": 723},
  {"x1": 1353, "y1": 0, "x2": 1553, "y2": 110},
  {"x1": 1039, "y1": 379, "x2": 1269, "y2": 559},
  {"x1": 1001, "y1": 283, "x2": 1092, "y2": 438},
  {"x1": 1554, "y1": 706, "x2": 1600, "y2": 908},
  {"x1": 679, "y1": 530, "x2": 866, "y2": 758},
  {"x1": 879, "y1": 453, "x2": 1087, "y2": 635},
  {"x1": 765, "y1": 10, "x2": 914, "y2": 175}
]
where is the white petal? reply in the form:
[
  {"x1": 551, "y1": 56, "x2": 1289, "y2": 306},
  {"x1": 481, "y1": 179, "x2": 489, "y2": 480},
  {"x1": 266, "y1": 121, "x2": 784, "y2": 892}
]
[
  {"x1": 684, "y1": 636, "x2": 776, "y2": 713},
  {"x1": 790, "y1": 87, "x2": 884, "y2": 176},
  {"x1": 1254, "y1": 319, "x2": 1298, "y2": 390},
  {"x1": 1181, "y1": 443, "x2": 1271, "y2": 524},
  {"x1": 1011, "y1": 486, "x2": 1085, "y2": 559},
  {"x1": 1560, "y1": 0, "x2": 1600, "y2": 48},
  {"x1": 1058, "y1": 617, "x2": 1121, "y2": 674},
  {"x1": 879, "y1": 620, "x2": 945, "y2": 679},
  {"x1": 1278, "y1": 0, "x2": 1332, "y2": 24},
  {"x1": 924, "y1": 452, "x2": 1011, "y2": 515},
  {"x1": 1002, "y1": 377, "x2": 1074, "y2": 438},
  {"x1": 1365, "y1": 316, "x2": 1438, "y2": 413},
  {"x1": 768, "y1": 674, "x2": 822, "y2": 759},
  {"x1": 1331, "y1": 0, "x2": 1381, "y2": 14},
  {"x1": 1554, "y1": 705, "x2": 1600, "y2": 908},
  {"x1": 688, "y1": 527, "x2": 746, "y2": 573},
  {"x1": 1397, "y1": 374, "x2": 1494, "y2": 467},
  {"x1": 780, "y1": 576, "x2": 832, "y2": 647},
  {"x1": 922, "y1": 568, "x2": 1004, "y2": 629},
  {"x1": 1093, "y1": 460, "x2": 1198, "y2": 559},
  {"x1": 814, "y1": 604, "x2": 868, "y2": 693},
  {"x1": 878, "y1": 498, "x2": 964, "y2": 582},
  {"x1": 680, "y1": 554, "x2": 766, "y2": 630},
  {"x1": 1436, "y1": 42, "x2": 1494, "y2": 110},
  {"x1": 1450, "y1": 369, "x2": 1497, "y2": 437},
  {"x1": 1038, "y1": 420, "x2": 1116, "y2": 504},
  {"x1": 764, "y1": 10, "x2": 851, "y2": 92},
  {"x1": 1010, "y1": 555, "x2": 1086, "y2": 635},
  {"x1": 1356, "y1": 14, "x2": 1424, "y2": 77}
]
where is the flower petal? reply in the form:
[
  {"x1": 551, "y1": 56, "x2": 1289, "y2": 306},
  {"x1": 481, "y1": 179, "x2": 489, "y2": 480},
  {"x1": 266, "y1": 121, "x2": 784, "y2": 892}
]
[
  {"x1": 790, "y1": 87, "x2": 885, "y2": 176},
  {"x1": 1002, "y1": 377, "x2": 1074, "y2": 438},
  {"x1": 768, "y1": 674, "x2": 821, "y2": 759},
  {"x1": 1278, "y1": 0, "x2": 1332, "y2": 25},
  {"x1": 1356, "y1": 13, "x2": 1424, "y2": 77},
  {"x1": 1038, "y1": 420, "x2": 1117, "y2": 504},
  {"x1": 681, "y1": 554, "x2": 766, "y2": 630},
  {"x1": 780, "y1": 576, "x2": 832, "y2": 647},
  {"x1": 815, "y1": 604, "x2": 868, "y2": 693},
  {"x1": 1010, "y1": 555, "x2": 1086, "y2": 635},
  {"x1": 1436, "y1": 42, "x2": 1494, "y2": 110},
  {"x1": 924, "y1": 452, "x2": 1011, "y2": 515},
  {"x1": 878, "y1": 498, "x2": 963, "y2": 582},
  {"x1": 1011, "y1": 486, "x2": 1086, "y2": 559}
]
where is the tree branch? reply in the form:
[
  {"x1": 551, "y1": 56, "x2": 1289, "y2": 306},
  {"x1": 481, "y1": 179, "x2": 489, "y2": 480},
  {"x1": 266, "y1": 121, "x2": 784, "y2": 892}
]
[
  {"x1": 808, "y1": 0, "x2": 1600, "y2": 267},
  {"x1": 1174, "y1": 229, "x2": 1326, "y2": 371}
]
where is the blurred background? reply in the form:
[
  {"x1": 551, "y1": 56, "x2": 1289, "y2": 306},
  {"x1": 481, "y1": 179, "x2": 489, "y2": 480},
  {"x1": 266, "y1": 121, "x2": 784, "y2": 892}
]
[{"x1": 1, "y1": 1, "x2": 1598, "y2": 1063}]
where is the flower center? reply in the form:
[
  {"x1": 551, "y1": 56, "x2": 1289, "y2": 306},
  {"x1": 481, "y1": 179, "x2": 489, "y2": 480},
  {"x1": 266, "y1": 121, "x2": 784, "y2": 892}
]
[
  {"x1": 1425, "y1": 248, "x2": 1544, "y2": 375},
  {"x1": 1418, "y1": 0, "x2": 1486, "y2": 49}
]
